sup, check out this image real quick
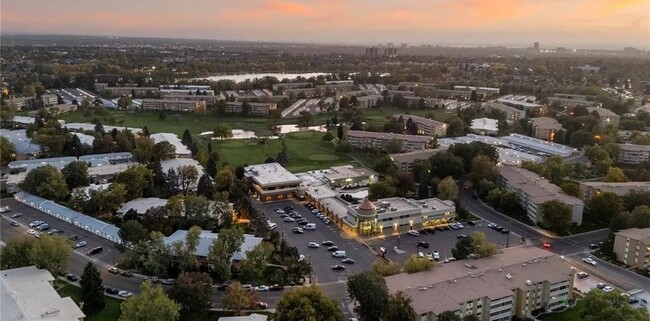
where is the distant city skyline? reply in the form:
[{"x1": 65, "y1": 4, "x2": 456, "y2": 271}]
[{"x1": 2, "y1": 0, "x2": 649, "y2": 50}]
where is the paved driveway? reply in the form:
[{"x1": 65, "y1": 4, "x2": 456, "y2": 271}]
[{"x1": 255, "y1": 200, "x2": 377, "y2": 283}]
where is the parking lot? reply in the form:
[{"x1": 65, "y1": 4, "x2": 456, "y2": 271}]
[
  {"x1": 255, "y1": 200, "x2": 378, "y2": 283},
  {"x1": 367, "y1": 221, "x2": 518, "y2": 264},
  {"x1": 1, "y1": 198, "x2": 124, "y2": 265}
]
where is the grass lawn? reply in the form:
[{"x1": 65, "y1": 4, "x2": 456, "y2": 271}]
[
  {"x1": 58, "y1": 283, "x2": 122, "y2": 321},
  {"x1": 567, "y1": 214, "x2": 608, "y2": 235},
  {"x1": 539, "y1": 299, "x2": 584, "y2": 321}
]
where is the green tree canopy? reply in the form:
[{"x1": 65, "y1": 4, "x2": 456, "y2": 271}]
[
  {"x1": 429, "y1": 152, "x2": 465, "y2": 179},
  {"x1": 152, "y1": 141, "x2": 176, "y2": 162},
  {"x1": 20, "y1": 165, "x2": 68, "y2": 201},
  {"x1": 273, "y1": 285, "x2": 343, "y2": 321},
  {"x1": 368, "y1": 180, "x2": 398, "y2": 200},
  {"x1": 383, "y1": 291, "x2": 417, "y2": 321},
  {"x1": 61, "y1": 161, "x2": 90, "y2": 189},
  {"x1": 589, "y1": 192, "x2": 624, "y2": 222},
  {"x1": 120, "y1": 281, "x2": 180, "y2": 321},
  {"x1": 222, "y1": 281, "x2": 256, "y2": 316},
  {"x1": 581, "y1": 288, "x2": 650, "y2": 321},
  {"x1": 167, "y1": 272, "x2": 213, "y2": 312},
  {"x1": 347, "y1": 270, "x2": 389, "y2": 321},
  {"x1": 437, "y1": 176, "x2": 458, "y2": 201},
  {"x1": 452, "y1": 237, "x2": 475, "y2": 260},
  {"x1": 119, "y1": 220, "x2": 149, "y2": 246},
  {"x1": 472, "y1": 231, "x2": 497, "y2": 258},
  {"x1": 403, "y1": 254, "x2": 435, "y2": 274},
  {"x1": 80, "y1": 262, "x2": 105, "y2": 313},
  {"x1": 603, "y1": 167, "x2": 629, "y2": 182},
  {"x1": 540, "y1": 200, "x2": 573, "y2": 233},
  {"x1": 115, "y1": 165, "x2": 153, "y2": 200},
  {"x1": 0, "y1": 136, "x2": 16, "y2": 165}
]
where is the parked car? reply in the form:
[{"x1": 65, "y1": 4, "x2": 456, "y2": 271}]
[
  {"x1": 269, "y1": 284, "x2": 284, "y2": 291},
  {"x1": 29, "y1": 221, "x2": 44, "y2": 227},
  {"x1": 0, "y1": 206, "x2": 11, "y2": 213},
  {"x1": 108, "y1": 267, "x2": 120, "y2": 274},
  {"x1": 408, "y1": 230, "x2": 420, "y2": 237},
  {"x1": 284, "y1": 217, "x2": 296, "y2": 222},
  {"x1": 10, "y1": 212, "x2": 23, "y2": 218},
  {"x1": 242, "y1": 284, "x2": 254, "y2": 291},
  {"x1": 145, "y1": 276, "x2": 160, "y2": 283},
  {"x1": 216, "y1": 283, "x2": 230, "y2": 291},
  {"x1": 292, "y1": 227, "x2": 304, "y2": 234},
  {"x1": 487, "y1": 223, "x2": 497, "y2": 229},
  {"x1": 342, "y1": 258, "x2": 355, "y2": 264},
  {"x1": 596, "y1": 283, "x2": 607, "y2": 289},
  {"x1": 10, "y1": 221, "x2": 19, "y2": 227},
  {"x1": 48, "y1": 229, "x2": 64, "y2": 235},
  {"x1": 74, "y1": 241, "x2": 87, "y2": 249},
  {"x1": 457, "y1": 234, "x2": 467, "y2": 239},
  {"x1": 589, "y1": 243, "x2": 599, "y2": 250},
  {"x1": 327, "y1": 246, "x2": 339, "y2": 252},
  {"x1": 27, "y1": 229, "x2": 36, "y2": 235},
  {"x1": 161, "y1": 279, "x2": 175, "y2": 285},
  {"x1": 118, "y1": 290, "x2": 133, "y2": 298},
  {"x1": 255, "y1": 285, "x2": 269, "y2": 292},
  {"x1": 435, "y1": 226, "x2": 445, "y2": 231},
  {"x1": 543, "y1": 242, "x2": 551, "y2": 248},
  {"x1": 66, "y1": 274, "x2": 79, "y2": 282},
  {"x1": 308, "y1": 242, "x2": 320, "y2": 248},
  {"x1": 417, "y1": 241, "x2": 430, "y2": 248},
  {"x1": 105, "y1": 287, "x2": 119, "y2": 295},
  {"x1": 603, "y1": 286, "x2": 614, "y2": 292},
  {"x1": 576, "y1": 272, "x2": 589, "y2": 279},
  {"x1": 500, "y1": 229, "x2": 510, "y2": 234},
  {"x1": 253, "y1": 301, "x2": 268, "y2": 309},
  {"x1": 120, "y1": 271, "x2": 133, "y2": 277},
  {"x1": 331, "y1": 265, "x2": 346, "y2": 271},
  {"x1": 433, "y1": 251, "x2": 440, "y2": 261},
  {"x1": 36, "y1": 223, "x2": 50, "y2": 231},
  {"x1": 322, "y1": 240, "x2": 334, "y2": 246}
]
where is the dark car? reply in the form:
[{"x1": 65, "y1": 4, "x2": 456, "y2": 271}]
[
  {"x1": 331, "y1": 265, "x2": 346, "y2": 271},
  {"x1": 292, "y1": 228, "x2": 304, "y2": 234},
  {"x1": 500, "y1": 229, "x2": 510, "y2": 234},
  {"x1": 342, "y1": 258, "x2": 355, "y2": 264},
  {"x1": 417, "y1": 241, "x2": 430, "y2": 248},
  {"x1": 297, "y1": 221, "x2": 309, "y2": 226},
  {"x1": 589, "y1": 243, "x2": 599, "y2": 250},
  {"x1": 322, "y1": 240, "x2": 334, "y2": 246},
  {"x1": 283, "y1": 206, "x2": 294, "y2": 212},
  {"x1": 327, "y1": 246, "x2": 339, "y2": 252},
  {"x1": 435, "y1": 226, "x2": 445, "y2": 231},
  {"x1": 105, "y1": 287, "x2": 119, "y2": 295},
  {"x1": 457, "y1": 234, "x2": 467, "y2": 239},
  {"x1": 425, "y1": 227, "x2": 436, "y2": 233},
  {"x1": 419, "y1": 229, "x2": 428, "y2": 235},
  {"x1": 269, "y1": 284, "x2": 284, "y2": 291},
  {"x1": 68, "y1": 235, "x2": 79, "y2": 241},
  {"x1": 443, "y1": 225, "x2": 451, "y2": 231},
  {"x1": 66, "y1": 274, "x2": 79, "y2": 282},
  {"x1": 466, "y1": 221, "x2": 476, "y2": 226},
  {"x1": 216, "y1": 283, "x2": 230, "y2": 291},
  {"x1": 120, "y1": 271, "x2": 133, "y2": 277}
]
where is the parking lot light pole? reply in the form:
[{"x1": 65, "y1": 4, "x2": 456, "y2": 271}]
[{"x1": 397, "y1": 234, "x2": 400, "y2": 250}]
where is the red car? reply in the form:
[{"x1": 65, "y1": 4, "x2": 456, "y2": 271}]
[{"x1": 543, "y1": 242, "x2": 551, "y2": 248}]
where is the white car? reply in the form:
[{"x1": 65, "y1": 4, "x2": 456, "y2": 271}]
[
  {"x1": 74, "y1": 241, "x2": 87, "y2": 249},
  {"x1": 255, "y1": 285, "x2": 269, "y2": 292},
  {"x1": 118, "y1": 290, "x2": 133, "y2": 298},
  {"x1": 433, "y1": 251, "x2": 440, "y2": 261},
  {"x1": 29, "y1": 221, "x2": 44, "y2": 228},
  {"x1": 582, "y1": 257, "x2": 597, "y2": 266},
  {"x1": 425, "y1": 253, "x2": 433, "y2": 261},
  {"x1": 603, "y1": 286, "x2": 614, "y2": 292},
  {"x1": 27, "y1": 229, "x2": 37, "y2": 235},
  {"x1": 0, "y1": 206, "x2": 10, "y2": 213},
  {"x1": 283, "y1": 217, "x2": 295, "y2": 222},
  {"x1": 308, "y1": 242, "x2": 320, "y2": 248},
  {"x1": 408, "y1": 230, "x2": 420, "y2": 237}
]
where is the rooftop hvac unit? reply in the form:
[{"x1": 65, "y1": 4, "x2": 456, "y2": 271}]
[
  {"x1": 525, "y1": 280, "x2": 532, "y2": 285},
  {"x1": 505, "y1": 274, "x2": 512, "y2": 279}
]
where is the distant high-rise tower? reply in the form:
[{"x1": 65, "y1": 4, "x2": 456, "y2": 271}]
[
  {"x1": 384, "y1": 47, "x2": 397, "y2": 58},
  {"x1": 366, "y1": 47, "x2": 378, "y2": 58},
  {"x1": 534, "y1": 42, "x2": 540, "y2": 51}
]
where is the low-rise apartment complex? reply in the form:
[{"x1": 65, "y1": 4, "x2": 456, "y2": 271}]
[
  {"x1": 390, "y1": 148, "x2": 447, "y2": 174},
  {"x1": 142, "y1": 99, "x2": 206, "y2": 112},
  {"x1": 386, "y1": 247, "x2": 574, "y2": 321},
  {"x1": 323, "y1": 165, "x2": 378, "y2": 188},
  {"x1": 587, "y1": 107, "x2": 621, "y2": 127},
  {"x1": 348, "y1": 197, "x2": 455, "y2": 235},
  {"x1": 355, "y1": 95, "x2": 382, "y2": 108},
  {"x1": 102, "y1": 86, "x2": 159, "y2": 97},
  {"x1": 347, "y1": 130, "x2": 436, "y2": 152},
  {"x1": 614, "y1": 227, "x2": 650, "y2": 270},
  {"x1": 499, "y1": 166, "x2": 584, "y2": 225},
  {"x1": 529, "y1": 117, "x2": 563, "y2": 141},
  {"x1": 225, "y1": 101, "x2": 277, "y2": 116},
  {"x1": 617, "y1": 144, "x2": 650, "y2": 164},
  {"x1": 393, "y1": 114, "x2": 448, "y2": 137},
  {"x1": 244, "y1": 163, "x2": 303, "y2": 202},
  {"x1": 580, "y1": 181, "x2": 650, "y2": 201},
  {"x1": 484, "y1": 102, "x2": 526, "y2": 124}
]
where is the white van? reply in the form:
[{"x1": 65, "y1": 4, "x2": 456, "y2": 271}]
[
  {"x1": 268, "y1": 222, "x2": 278, "y2": 230},
  {"x1": 304, "y1": 223, "x2": 316, "y2": 230},
  {"x1": 332, "y1": 251, "x2": 347, "y2": 258}
]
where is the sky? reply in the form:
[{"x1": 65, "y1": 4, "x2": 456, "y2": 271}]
[{"x1": 2, "y1": 0, "x2": 649, "y2": 49}]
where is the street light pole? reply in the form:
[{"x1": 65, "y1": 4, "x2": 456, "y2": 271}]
[{"x1": 506, "y1": 220, "x2": 511, "y2": 248}]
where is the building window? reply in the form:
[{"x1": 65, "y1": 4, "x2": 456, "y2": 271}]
[
  {"x1": 278, "y1": 194, "x2": 284, "y2": 199},
  {"x1": 265, "y1": 196, "x2": 272, "y2": 201}
]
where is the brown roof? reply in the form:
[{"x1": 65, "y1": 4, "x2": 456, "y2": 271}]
[{"x1": 358, "y1": 197, "x2": 376, "y2": 211}]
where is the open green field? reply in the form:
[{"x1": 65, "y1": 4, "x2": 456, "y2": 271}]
[
  {"x1": 539, "y1": 300, "x2": 584, "y2": 321},
  {"x1": 58, "y1": 284, "x2": 122, "y2": 321}
]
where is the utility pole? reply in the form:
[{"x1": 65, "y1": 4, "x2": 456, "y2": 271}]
[{"x1": 506, "y1": 220, "x2": 511, "y2": 248}]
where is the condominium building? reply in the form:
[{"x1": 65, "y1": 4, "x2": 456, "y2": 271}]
[
  {"x1": 225, "y1": 101, "x2": 277, "y2": 116},
  {"x1": 244, "y1": 163, "x2": 303, "y2": 202},
  {"x1": 471, "y1": 118, "x2": 499, "y2": 136},
  {"x1": 103, "y1": 86, "x2": 159, "y2": 96},
  {"x1": 393, "y1": 114, "x2": 448, "y2": 137},
  {"x1": 42, "y1": 94, "x2": 59, "y2": 106},
  {"x1": 617, "y1": 144, "x2": 650, "y2": 164},
  {"x1": 355, "y1": 95, "x2": 382, "y2": 108},
  {"x1": 150, "y1": 133, "x2": 192, "y2": 158},
  {"x1": 390, "y1": 148, "x2": 447, "y2": 174},
  {"x1": 160, "y1": 93, "x2": 222, "y2": 104},
  {"x1": 453, "y1": 86, "x2": 500, "y2": 96},
  {"x1": 348, "y1": 197, "x2": 455, "y2": 235},
  {"x1": 272, "y1": 82, "x2": 312, "y2": 91},
  {"x1": 397, "y1": 82, "x2": 437, "y2": 91},
  {"x1": 323, "y1": 165, "x2": 378, "y2": 188},
  {"x1": 587, "y1": 107, "x2": 621, "y2": 127},
  {"x1": 347, "y1": 130, "x2": 436, "y2": 152},
  {"x1": 580, "y1": 181, "x2": 650, "y2": 201},
  {"x1": 159, "y1": 85, "x2": 215, "y2": 96},
  {"x1": 402, "y1": 96, "x2": 444, "y2": 108},
  {"x1": 614, "y1": 227, "x2": 650, "y2": 270},
  {"x1": 1, "y1": 266, "x2": 86, "y2": 321},
  {"x1": 141, "y1": 99, "x2": 206, "y2": 112},
  {"x1": 497, "y1": 96, "x2": 546, "y2": 116},
  {"x1": 529, "y1": 117, "x2": 563, "y2": 141},
  {"x1": 7, "y1": 96, "x2": 33, "y2": 109},
  {"x1": 386, "y1": 247, "x2": 574, "y2": 321},
  {"x1": 498, "y1": 166, "x2": 584, "y2": 225},
  {"x1": 282, "y1": 87, "x2": 318, "y2": 97},
  {"x1": 484, "y1": 102, "x2": 526, "y2": 124}
]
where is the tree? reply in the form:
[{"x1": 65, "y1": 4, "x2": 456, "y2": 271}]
[
  {"x1": 322, "y1": 131, "x2": 334, "y2": 141},
  {"x1": 206, "y1": 155, "x2": 218, "y2": 178},
  {"x1": 446, "y1": 116, "x2": 466, "y2": 137},
  {"x1": 0, "y1": 238, "x2": 34, "y2": 270},
  {"x1": 177, "y1": 165, "x2": 199, "y2": 195},
  {"x1": 418, "y1": 174, "x2": 429, "y2": 198},
  {"x1": 429, "y1": 152, "x2": 465, "y2": 179},
  {"x1": 384, "y1": 138, "x2": 403, "y2": 153},
  {"x1": 238, "y1": 242, "x2": 274, "y2": 283},
  {"x1": 120, "y1": 281, "x2": 180, "y2": 321},
  {"x1": 222, "y1": 281, "x2": 255, "y2": 316},
  {"x1": 569, "y1": 129, "x2": 593, "y2": 147},
  {"x1": 472, "y1": 231, "x2": 497, "y2": 258},
  {"x1": 604, "y1": 167, "x2": 629, "y2": 182},
  {"x1": 540, "y1": 200, "x2": 573, "y2": 233},
  {"x1": 452, "y1": 237, "x2": 475, "y2": 260},
  {"x1": 181, "y1": 129, "x2": 193, "y2": 146},
  {"x1": 383, "y1": 291, "x2": 417, "y2": 321},
  {"x1": 469, "y1": 155, "x2": 497, "y2": 185},
  {"x1": 371, "y1": 260, "x2": 401, "y2": 277},
  {"x1": 437, "y1": 176, "x2": 458, "y2": 201},
  {"x1": 0, "y1": 136, "x2": 16, "y2": 165},
  {"x1": 80, "y1": 262, "x2": 105, "y2": 313},
  {"x1": 560, "y1": 182, "x2": 583, "y2": 198},
  {"x1": 297, "y1": 110, "x2": 313, "y2": 127},
  {"x1": 403, "y1": 254, "x2": 435, "y2": 274},
  {"x1": 119, "y1": 220, "x2": 149, "y2": 246},
  {"x1": 207, "y1": 226, "x2": 245, "y2": 282},
  {"x1": 167, "y1": 272, "x2": 213, "y2": 312},
  {"x1": 213, "y1": 123, "x2": 233, "y2": 139},
  {"x1": 581, "y1": 288, "x2": 649, "y2": 321},
  {"x1": 273, "y1": 286, "x2": 343, "y2": 321},
  {"x1": 61, "y1": 161, "x2": 90, "y2": 189},
  {"x1": 337, "y1": 124, "x2": 344, "y2": 140},
  {"x1": 115, "y1": 165, "x2": 154, "y2": 200},
  {"x1": 153, "y1": 141, "x2": 176, "y2": 161},
  {"x1": 20, "y1": 165, "x2": 68, "y2": 201},
  {"x1": 335, "y1": 140, "x2": 352, "y2": 153},
  {"x1": 133, "y1": 136, "x2": 155, "y2": 163},
  {"x1": 347, "y1": 271, "x2": 388, "y2": 321},
  {"x1": 437, "y1": 311, "x2": 461, "y2": 321},
  {"x1": 215, "y1": 166, "x2": 234, "y2": 192},
  {"x1": 197, "y1": 174, "x2": 215, "y2": 199},
  {"x1": 368, "y1": 180, "x2": 397, "y2": 200},
  {"x1": 589, "y1": 192, "x2": 624, "y2": 222}
]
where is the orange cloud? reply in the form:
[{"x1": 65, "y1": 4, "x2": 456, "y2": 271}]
[{"x1": 265, "y1": 1, "x2": 314, "y2": 16}]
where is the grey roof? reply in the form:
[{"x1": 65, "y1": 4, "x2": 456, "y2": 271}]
[
  {"x1": 0, "y1": 129, "x2": 41, "y2": 155},
  {"x1": 164, "y1": 230, "x2": 262, "y2": 261},
  {"x1": 218, "y1": 314, "x2": 268, "y2": 321},
  {"x1": 8, "y1": 152, "x2": 133, "y2": 171},
  {"x1": 244, "y1": 163, "x2": 302, "y2": 187},
  {"x1": 14, "y1": 192, "x2": 122, "y2": 244}
]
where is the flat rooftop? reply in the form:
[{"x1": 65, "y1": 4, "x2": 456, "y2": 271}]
[
  {"x1": 394, "y1": 114, "x2": 447, "y2": 127},
  {"x1": 500, "y1": 166, "x2": 583, "y2": 206},
  {"x1": 580, "y1": 181, "x2": 650, "y2": 196},
  {"x1": 165, "y1": 230, "x2": 262, "y2": 261},
  {"x1": 530, "y1": 117, "x2": 562, "y2": 128},
  {"x1": 244, "y1": 163, "x2": 302, "y2": 187},
  {"x1": 615, "y1": 228, "x2": 650, "y2": 244},
  {"x1": 502, "y1": 134, "x2": 576, "y2": 156},
  {"x1": 389, "y1": 148, "x2": 447, "y2": 164},
  {"x1": 0, "y1": 129, "x2": 41, "y2": 155},
  {"x1": 618, "y1": 143, "x2": 650, "y2": 152},
  {"x1": 118, "y1": 197, "x2": 168, "y2": 214},
  {"x1": 347, "y1": 130, "x2": 433, "y2": 142},
  {"x1": 385, "y1": 247, "x2": 572, "y2": 314},
  {"x1": 150, "y1": 133, "x2": 192, "y2": 156},
  {"x1": 324, "y1": 165, "x2": 376, "y2": 181}
]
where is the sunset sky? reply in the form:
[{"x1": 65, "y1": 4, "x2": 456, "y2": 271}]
[{"x1": 2, "y1": 0, "x2": 649, "y2": 49}]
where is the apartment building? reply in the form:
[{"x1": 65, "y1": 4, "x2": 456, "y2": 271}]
[
  {"x1": 243, "y1": 163, "x2": 303, "y2": 202},
  {"x1": 323, "y1": 165, "x2": 378, "y2": 188},
  {"x1": 282, "y1": 87, "x2": 318, "y2": 97},
  {"x1": 397, "y1": 82, "x2": 437, "y2": 91},
  {"x1": 394, "y1": 114, "x2": 448, "y2": 137},
  {"x1": 402, "y1": 96, "x2": 444, "y2": 108},
  {"x1": 587, "y1": 107, "x2": 621, "y2": 127},
  {"x1": 614, "y1": 227, "x2": 650, "y2": 270},
  {"x1": 159, "y1": 85, "x2": 215, "y2": 96},
  {"x1": 272, "y1": 82, "x2": 312, "y2": 91},
  {"x1": 471, "y1": 118, "x2": 499, "y2": 136},
  {"x1": 225, "y1": 101, "x2": 277, "y2": 116},
  {"x1": 160, "y1": 93, "x2": 222, "y2": 104},
  {"x1": 42, "y1": 94, "x2": 58, "y2": 106},
  {"x1": 386, "y1": 247, "x2": 574, "y2": 321},
  {"x1": 529, "y1": 117, "x2": 563, "y2": 141},
  {"x1": 390, "y1": 148, "x2": 447, "y2": 174},
  {"x1": 498, "y1": 166, "x2": 584, "y2": 225},
  {"x1": 352, "y1": 95, "x2": 382, "y2": 108},
  {"x1": 141, "y1": 99, "x2": 206, "y2": 112},
  {"x1": 103, "y1": 86, "x2": 159, "y2": 96},
  {"x1": 150, "y1": 133, "x2": 192, "y2": 158},
  {"x1": 497, "y1": 96, "x2": 546, "y2": 116},
  {"x1": 453, "y1": 86, "x2": 500, "y2": 96},
  {"x1": 347, "y1": 197, "x2": 455, "y2": 235},
  {"x1": 347, "y1": 130, "x2": 436, "y2": 152},
  {"x1": 580, "y1": 181, "x2": 650, "y2": 201},
  {"x1": 617, "y1": 144, "x2": 650, "y2": 165},
  {"x1": 484, "y1": 102, "x2": 526, "y2": 124}
]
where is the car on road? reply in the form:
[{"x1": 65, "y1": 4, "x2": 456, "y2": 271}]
[
  {"x1": 500, "y1": 229, "x2": 510, "y2": 234},
  {"x1": 327, "y1": 246, "x2": 339, "y2": 252},
  {"x1": 603, "y1": 286, "x2": 614, "y2": 292},
  {"x1": 292, "y1": 227, "x2": 304, "y2": 234},
  {"x1": 457, "y1": 234, "x2": 467, "y2": 239},
  {"x1": 145, "y1": 276, "x2": 160, "y2": 283},
  {"x1": 161, "y1": 279, "x2": 175, "y2": 285},
  {"x1": 66, "y1": 274, "x2": 79, "y2": 282},
  {"x1": 308, "y1": 242, "x2": 320, "y2": 248},
  {"x1": 583, "y1": 257, "x2": 598, "y2": 266},
  {"x1": 0, "y1": 206, "x2": 11, "y2": 213},
  {"x1": 487, "y1": 223, "x2": 497, "y2": 229},
  {"x1": 74, "y1": 241, "x2": 87, "y2": 249},
  {"x1": 322, "y1": 241, "x2": 334, "y2": 246},
  {"x1": 342, "y1": 258, "x2": 355, "y2": 264},
  {"x1": 543, "y1": 242, "x2": 551, "y2": 248},
  {"x1": 283, "y1": 217, "x2": 296, "y2": 222},
  {"x1": 10, "y1": 221, "x2": 19, "y2": 227},
  {"x1": 29, "y1": 221, "x2": 44, "y2": 228},
  {"x1": 27, "y1": 229, "x2": 36, "y2": 235},
  {"x1": 589, "y1": 243, "x2": 599, "y2": 250},
  {"x1": 268, "y1": 222, "x2": 278, "y2": 230},
  {"x1": 297, "y1": 220, "x2": 309, "y2": 226},
  {"x1": 408, "y1": 230, "x2": 420, "y2": 237},
  {"x1": 216, "y1": 283, "x2": 229, "y2": 291},
  {"x1": 576, "y1": 272, "x2": 589, "y2": 279},
  {"x1": 11, "y1": 212, "x2": 23, "y2": 218},
  {"x1": 105, "y1": 287, "x2": 119, "y2": 295},
  {"x1": 118, "y1": 290, "x2": 133, "y2": 298},
  {"x1": 121, "y1": 271, "x2": 133, "y2": 277},
  {"x1": 269, "y1": 284, "x2": 284, "y2": 291},
  {"x1": 331, "y1": 265, "x2": 346, "y2": 271},
  {"x1": 108, "y1": 267, "x2": 120, "y2": 274},
  {"x1": 255, "y1": 285, "x2": 269, "y2": 292},
  {"x1": 417, "y1": 241, "x2": 430, "y2": 248}
]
